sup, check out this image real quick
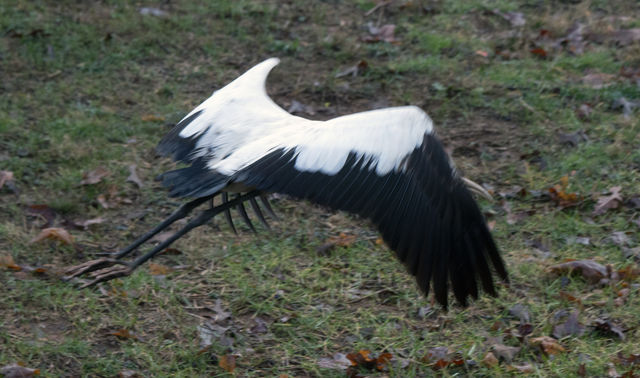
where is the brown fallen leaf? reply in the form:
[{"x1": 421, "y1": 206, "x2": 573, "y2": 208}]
[
  {"x1": 127, "y1": 164, "x2": 144, "y2": 189},
  {"x1": 422, "y1": 347, "x2": 465, "y2": 370},
  {"x1": 593, "y1": 186, "x2": 623, "y2": 215},
  {"x1": 530, "y1": 48, "x2": 548, "y2": 58},
  {"x1": 109, "y1": 329, "x2": 138, "y2": 340},
  {"x1": 29, "y1": 227, "x2": 74, "y2": 245},
  {"x1": 0, "y1": 170, "x2": 14, "y2": 190},
  {"x1": 548, "y1": 260, "x2": 608, "y2": 284},
  {"x1": 508, "y1": 363, "x2": 534, "y2": 373},
  {"x1": 148, "y1": 262, "x2": 171, "y2": 276},
  {"x1": 335, "y1": 59, "x2": 368, "y2": 78},
  {"x1": 530, "y1": 336, "x2": 565, "y2": 355},
  {"x1": 0, "y1": 363, "x2": 40, "y2": 377},
  {"x1": 482, "y1": 352, "x2": 499, "y2": 368},
  {"x1": 218, "y1": 354, "x2": 236, "y2": 373},
  {"x1": 80, "y1": 166, "x2": 110, "y2": 185},
  {"x1": 26, "y1": 204, "x2": 57, "y2": 228},
  {"x1": 328, "y1": 232, "x2": 357, "y2": 247},
  {"x1": 492, "y1": 343, "x2": 521, "y2": 363},
  {"x1": 0, "y1": 255, "x2": 22, "y2": 271},
  {"x1": 363, "y1": 24, "x2": 399, "y2": 44}
]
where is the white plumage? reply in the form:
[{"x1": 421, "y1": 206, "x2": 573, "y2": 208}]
[{"x1": 66, "y1": 58, "x2": 507, "y2": 308}]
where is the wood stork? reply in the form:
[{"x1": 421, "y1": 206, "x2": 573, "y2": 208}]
[{"x1": 65, "y1": 58, "x2": 507, "y2": 308}]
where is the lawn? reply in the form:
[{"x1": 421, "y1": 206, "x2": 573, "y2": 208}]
[{"x1": 1, "y1": 0, "x2": 639, "y2": 376}]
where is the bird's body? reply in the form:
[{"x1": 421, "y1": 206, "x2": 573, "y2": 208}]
[{"x1": 66, "y1": 58, "x2": 507, "y2": 308}]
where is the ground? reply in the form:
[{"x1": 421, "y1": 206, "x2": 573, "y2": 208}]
[{"x1": 1, "y1": 0, "x2": 639, "y2": 377}]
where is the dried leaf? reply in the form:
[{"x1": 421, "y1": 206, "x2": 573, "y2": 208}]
[
  {"x1": 530, "y1": 48, "x2": 547, "y2": 58},
  {"x1": 26, "y1": 204, "x2": 57, "y2": 228},
  {"x1": 508, "y1": 363, "x2": 534, "y2": 373},
  {"x1": 482, "y1": 352, "x2": 499, "y2": 368},
  {"x1": 593, "y1": 319, "x2": 625, "y2": 340},
  {"x1": 327, "y1": 232, "x2": 357, "y2": 247},
  {"x1": 530, "y1": 336, "x2": 565, "y2": 355},
  {"x1": 364, "y1": 24, "x2": 399, "y2": 44},
  {"x1": 127, "y1": 164, "x2": 143, "y2": 189},
  {"x1": 335, "y1": 60, "x2": 368, "y2": 78},
  {"x1": 553, "y1": 311, "x2": 585, "y2": 338},
  {"x1": 492, "y1": 343, "x2": 521, "y2": 362},
  {"x1": 29, "y1": 227, "x2": 74, "y2": 245},
  {"x1": 0, "y1": 170, "x2": 14, "y2": 190},
  {"x1": 109, "y1": 329, "x2": 138, "y2": 340},
  {"x1": 140, "y1": 114, "x2": 165, "y2": 122},
  {"x1": 148, "y1": 263, "x2": 171, "y2": 276},
  {"x1": 218, "y1": 354, "x2": 236, "y2": 373},
  {"x1": 317, "y1": 353, "x2": 352, "y2": 370},
  {"x1": 80, "y1": 166, "x2": 110, "y2": 185},
  {"x1": 0, "y1": 363, "x2": 40, "y2": 377},
  {"x1": 593, "y1": 186, "x2": 623, "y2": 215},
  {"x1": 0, "y1": 255, "x2": 22, "y2": 271},
  {"x1": 96, "y1": 194, "x2": 110, "y2": 209},
  {"x1": 422, "y1": 347, "x2": 464, "y2": 369},
  {"x1": 549, "y1": 260, "x2": 608, "y2": 283}
]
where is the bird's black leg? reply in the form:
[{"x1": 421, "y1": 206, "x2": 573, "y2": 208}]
[
  {"x1": 221, "y1": 192, "x2": 237, "y2": 234},
  {"x1": 65, "y1": 191, "x2": 261, "y2": 288},
  {"x1": 63, "y1": 195, "x2": 211, "y2": 281},
  {"x1": 112, "y1": 196, "x2": 211, "y2": 259},
  {"x1": 259, "y1": 195, "x2": 278, "y2": 220},
  {"x1": 235, "y1": 194, "x2": 256, "y2": 233},
  {"x1": 249, "y1": 197, "x2": 270, "y2": 229}
]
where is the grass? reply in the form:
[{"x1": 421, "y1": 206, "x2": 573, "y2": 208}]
[{"x1": 1, "y1": 0, "x2": 639, "y2": 376}]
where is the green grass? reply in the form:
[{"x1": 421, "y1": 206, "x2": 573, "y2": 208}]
[{"x1": 1, "y1": 0, "x2": 639, "y2": 376}]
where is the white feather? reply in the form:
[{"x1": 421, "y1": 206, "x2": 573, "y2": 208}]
[{"x1": 174, "y1": 58, "x2": 434, "y2": 177}]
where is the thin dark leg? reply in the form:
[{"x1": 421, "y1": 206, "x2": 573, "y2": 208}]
[
  {"x1": 235, "y1": 195, "x2": 256, "y2": 233},
  {"x1": 114, "y1": 196, "x2": 211, "y2": 259},
  {"x1": 222, "y1": 192, "x2": 237, "y2": 234},
  {"x1": 249, "y1": 197, "x2": 270, "y2": 229},
  {"x1": 67, "y1": 191, "x2": 262, "y2": 287},
  {"x1": 259, "y1": 195, "x2": 278, "y2": 220}
]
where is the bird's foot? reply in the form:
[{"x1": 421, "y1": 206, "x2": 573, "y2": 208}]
[{"x1": 63, "y1": 258, "x2": 133, "y2": 288}]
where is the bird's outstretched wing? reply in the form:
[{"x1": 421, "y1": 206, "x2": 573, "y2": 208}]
[
  {"x1": 157, "y1": 58, "x2": 507, "y2": 307},
  {"x1": 233, "y1": 127, "x2": 507, "y2": 308}
]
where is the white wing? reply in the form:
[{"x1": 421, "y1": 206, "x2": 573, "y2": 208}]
[{"x1": 157, "y1": 58, "x2": 507, "y2": 308}]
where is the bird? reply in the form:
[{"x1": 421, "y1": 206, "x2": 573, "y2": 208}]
[{"x1": 64, "y1": 58, "x2": 508, "y2": 308}]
